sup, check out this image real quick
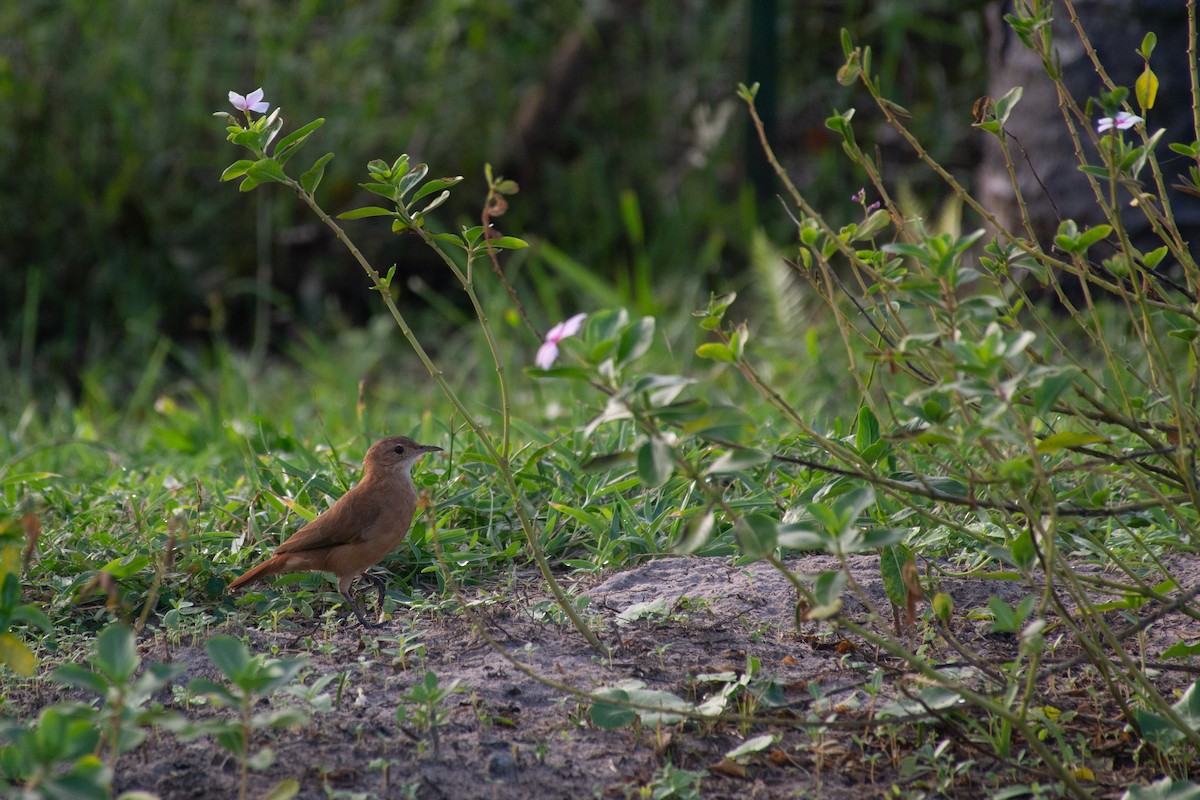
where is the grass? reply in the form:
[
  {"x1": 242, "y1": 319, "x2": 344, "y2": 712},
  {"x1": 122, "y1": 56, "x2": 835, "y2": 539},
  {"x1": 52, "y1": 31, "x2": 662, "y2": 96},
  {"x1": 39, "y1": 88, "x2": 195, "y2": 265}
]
[
  {"x1": 3, "y1": 299, "x2": 785, "y2": 635},
  {"x1": 4, "y1": 282, "x2": 1194, "y2": 798},
  {"x1": 6, "y1": 5, "x2": 1200, "y2": 795}
]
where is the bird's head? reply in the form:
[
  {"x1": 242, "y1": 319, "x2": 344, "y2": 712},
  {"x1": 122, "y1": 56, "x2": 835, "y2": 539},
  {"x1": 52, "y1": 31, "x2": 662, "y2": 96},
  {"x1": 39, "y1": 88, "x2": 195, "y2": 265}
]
[{"x1": 364, "y1": 435, "x2": 443, "y2": 476}]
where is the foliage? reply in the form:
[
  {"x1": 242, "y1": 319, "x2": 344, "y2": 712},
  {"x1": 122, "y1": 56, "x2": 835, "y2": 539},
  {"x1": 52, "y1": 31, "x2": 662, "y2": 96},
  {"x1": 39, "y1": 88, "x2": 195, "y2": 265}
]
[
  {"x1": 0, "y1": 516, "x2": 50, "y2": 676},
  {"x1": 49, "y1": 625, "x2": 183, "y2": 766},
  {"x1": 395, "y1": 669, "x2": 461, "y2": 759},
  {"x1": 0, "y1": 624, "x2": 181, "y2": 799},
  {"x1": 1, "y1": 2, "x2": 988, "y2": 399},
  {"x1": 186, "y1": 636, "x2": 307, "y2": 800},
  {"x1": 3, "y1": 2, "x2": 1200, "y2": 797}
]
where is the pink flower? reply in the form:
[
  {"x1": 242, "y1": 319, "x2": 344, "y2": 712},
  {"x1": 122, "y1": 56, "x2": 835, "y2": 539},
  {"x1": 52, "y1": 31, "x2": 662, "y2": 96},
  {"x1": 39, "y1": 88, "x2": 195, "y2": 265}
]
[
  {"x1": 1097, "y1": 111, "x2": 1143, "y2": 133},
  {"x1": 229, "y1": 88, "x2": 270, "y2": 114},
  {"x1": 535, "y1": 313, "x2": 587, "y2": 369}
]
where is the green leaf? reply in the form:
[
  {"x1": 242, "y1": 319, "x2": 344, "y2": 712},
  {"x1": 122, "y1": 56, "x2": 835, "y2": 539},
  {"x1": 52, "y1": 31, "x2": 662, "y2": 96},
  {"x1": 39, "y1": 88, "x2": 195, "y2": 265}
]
[
  {"x1": 274, "y1": 118, "x2": 325, "y2": 164},
  {"x1": 432, "y1": 231, "x2": 467, "y2": 248},
  {"x1": 395, "y1": 162, "x2": 430, "y2": 200},
  {"x1": 252, "y1": 708, "x2": 309, "y2": 728},
  {"x1": 988, "y1": 596, "x2": 1017, "y2": 631},
  {"x1": 253, "y1": 656, "x2": 307, "y2": 695},
  {"x1": 95, "y1": 623, "x2": 138, "y2": 683},
  {"x1": 361, "y1": 182, "x2": 397, "y2": 201},
  {"x1": 705, "y1": 448, "x2": 770, "y2": 476},
  {"x1": 988, "y1": 595, "x2": 1035, "y2": 633},
  {"x1": 836, "y1": 485, "x2": 877, "y2": 524},
  {"x1": 300, "y1": 152, "x2": 334, "y2": 195},
  {"x1": 616, "y1": 597, "x2": 673, "y2": 625},
  {"x1": 1123, "y1": 777, "x2": 1200, "y2": 800},
  {"x1": 726, "y1": 733, "x2": 777, "y2": 761},
  {"x1": 51, "y1": 663, "x2": 109, "y2": 695},
  {"x1": 1053, "y1": 235, "x2": 1079, "y2": 253},
  {"x1": 878, "y1": 686, "x2": 963, "y2": 719},
  {"x1": 246, "y1": 158, "x2": 287, "y2": 184},
  {"x1": 695, "y1": 342, "x2": 735, "y2": 362},
  {"x1": 617, "y1": 316, "x2": 656, "y2": 364},
  {"x1": 622, "y1": 686, "x2": 692, "y2": 725},
  {"x1": 1136, "y1": 710, "x2": 1184, "y2": 750},
  {"x1": 880, "y1": 543, "x2": 914, "y2": 607},
  {"x1": 1078, "y1": 164, "x2": 1111, "y2": 179},
  {"x1": 238, "y1": 173, "x2": 266, "y2": 193},
  {"x1": 776, "y1": 523, "x2": 829, "y2": 552},
  {"x1": 418, "y1": 189, "x2": 451, "y2": 215},
  {"x1": 101, "y1": 554, "x2": 151, "y2": 578},
  {"x1": 993, "y1": 85, "x2": 1023, "y2": 127},
  {"x1": 636, "y1": 438, "x2": 674, "y2": 488},
  {"x1": 411, "y1": 175, "x2": 463, "y2": 203},
  {"x1": 1163, "y1": 641, "x2": 1200, "y2": 659},
  {"x1": 529, "y1": 365, "x2": 593, "y2": 381},
  {"x1": 487, "y1": 235, "x2": 528, "y2": 250},
  {"x1": 733, "y1": 514, "x2": 778, "y2": 560},
  {"x1": 1010, "y1": 529, "x2": 1037, "y2": 570},
  {"x1": 337, "y1": 206, "x2": 395, "y2": 220},
  {"x1": 1075, "y1": 224, "x2": 1112, "y2": 251},
  {"x1": 676, "y1": 510, "x2": 715, "y2": 554},
  {"x1": 215, "y1": 727, "x2": 246, "y2": 755},
  {"x1": 12, "y1": 603, "x2": 52, "y2": 633},
  {"x1": 220, "y1": 160, "x2": 256, "y2": 182},
  {"x1": 852, "y1": 209, "x2": 891, "y2": 241},
  {"x1": 855, "y1": 406, "x2": 880, "y2": 451},
  {"x1": 1140, "y1": 32, "x2": 1158, "y2": 59},
  {"x1": 205, "y1": 635, "x2": 250, "y2": 682},
  {"x1": 1032, "y1": 368, "x2": 1078, "y2": 415},
  {"x1": 590, "y1": 689, "x2": 637, "y2": 729},
  {"x1": 806, "y1": 569, "x2": 846, "y2": 619},
  {"x1": 188, "y1": 677, "x2": 241, "y2": 708},
  {"x1": 861, "y1": 527, "x2": 905, "y2": 549},
  {"x1": 1143, "y1": 246, "x2": 1169, "y2": 269}
]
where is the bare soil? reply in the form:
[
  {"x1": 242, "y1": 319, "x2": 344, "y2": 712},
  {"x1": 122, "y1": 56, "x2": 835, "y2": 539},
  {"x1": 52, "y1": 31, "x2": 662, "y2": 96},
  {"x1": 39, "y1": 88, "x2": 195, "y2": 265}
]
[{"x1": 45, "y1": 555, "x2": 1200, "y2": 798}]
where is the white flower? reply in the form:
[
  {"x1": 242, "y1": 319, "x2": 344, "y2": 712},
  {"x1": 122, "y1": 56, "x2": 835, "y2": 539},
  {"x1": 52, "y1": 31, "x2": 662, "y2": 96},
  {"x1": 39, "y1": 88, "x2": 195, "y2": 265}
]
[
  {"x1": 1097, "y1": 111, "x2": 1143, "y2": 133},
  {"x1": 229, "y1": 88, "x2": 270, "y2": 114},
  {"x1": 535, "y1": 313, "x2": 587, "y2": 369}
]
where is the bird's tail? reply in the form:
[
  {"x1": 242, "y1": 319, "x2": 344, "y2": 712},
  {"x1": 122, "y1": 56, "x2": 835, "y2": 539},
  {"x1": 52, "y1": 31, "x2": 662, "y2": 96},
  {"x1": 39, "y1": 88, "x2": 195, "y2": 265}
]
[{"x1": 227, "y1": 555, "x2": 288, "y2": 592}]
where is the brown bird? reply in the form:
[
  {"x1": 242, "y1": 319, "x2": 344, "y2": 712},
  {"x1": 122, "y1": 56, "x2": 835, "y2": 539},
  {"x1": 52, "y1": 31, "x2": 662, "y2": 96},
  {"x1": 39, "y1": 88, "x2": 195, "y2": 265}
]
[{"x1": 228, "y1": 435, "x2": 442, "y2": 627}]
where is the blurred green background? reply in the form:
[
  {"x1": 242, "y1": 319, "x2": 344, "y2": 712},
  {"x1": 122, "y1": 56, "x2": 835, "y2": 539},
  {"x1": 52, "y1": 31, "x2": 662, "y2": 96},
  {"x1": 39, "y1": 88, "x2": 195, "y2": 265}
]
[{"x1": 0, "y1": 0, "x2": 987, "y2": 409}]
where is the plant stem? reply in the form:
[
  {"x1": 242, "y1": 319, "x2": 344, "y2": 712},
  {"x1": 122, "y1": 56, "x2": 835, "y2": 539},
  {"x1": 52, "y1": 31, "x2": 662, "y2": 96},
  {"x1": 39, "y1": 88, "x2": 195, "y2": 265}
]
[{"x1": 284, "y1": 177, "x2": 608, "y2": 655}]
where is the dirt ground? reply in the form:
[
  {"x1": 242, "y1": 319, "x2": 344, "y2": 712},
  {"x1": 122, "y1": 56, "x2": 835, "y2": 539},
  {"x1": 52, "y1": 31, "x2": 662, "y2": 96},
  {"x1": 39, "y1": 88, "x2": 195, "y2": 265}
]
[{"x1": 46, "y1": 555, "x2": 1200, "y2": 798}]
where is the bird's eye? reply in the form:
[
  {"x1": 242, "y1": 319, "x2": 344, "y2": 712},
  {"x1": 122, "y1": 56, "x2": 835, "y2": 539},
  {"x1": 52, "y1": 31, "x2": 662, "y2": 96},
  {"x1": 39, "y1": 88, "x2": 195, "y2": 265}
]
[{"x1": 393, "y1": 444, "x2": 406, "y2": 455}]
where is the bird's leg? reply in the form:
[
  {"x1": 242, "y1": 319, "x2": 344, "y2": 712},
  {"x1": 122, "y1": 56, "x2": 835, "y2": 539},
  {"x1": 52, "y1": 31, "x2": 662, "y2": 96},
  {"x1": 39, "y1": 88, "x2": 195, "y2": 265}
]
[
  {"x1": 340, "y1": 580, "x2": 383, "y2": 629},
  {"x1": 363, "y1": 572, "x2": 389, "y2": 622}
]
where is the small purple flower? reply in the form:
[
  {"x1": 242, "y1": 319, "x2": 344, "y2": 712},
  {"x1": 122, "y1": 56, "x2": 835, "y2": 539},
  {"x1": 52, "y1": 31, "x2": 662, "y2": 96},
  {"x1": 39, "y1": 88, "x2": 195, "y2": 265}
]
[
  {"x1": 535, "y1": 313, "x2": 587, "y2": 369},
  {"x1": 229, "y1": 88, "x2": 270, "y2": 114},
  {"x1": 852, "y1": 188, "x2": 866, "y2": 204},
  {"x1": 1097, "y1": 111, "x2": 1143, "y2": 133}
]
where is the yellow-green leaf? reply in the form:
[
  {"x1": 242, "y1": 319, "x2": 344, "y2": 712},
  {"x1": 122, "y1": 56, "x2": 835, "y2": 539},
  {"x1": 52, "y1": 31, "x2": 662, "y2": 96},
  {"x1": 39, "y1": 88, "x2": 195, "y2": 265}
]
[
  {"x1": 1136, "y1": 66, "x2": 1159, "y2": 111},
  {"x1": 1035, "y1": 431, "x2": 1108, "y2": 453},
  {"x1": 0, "y1": 633, "x2": 35, "y2": 676},
  {"x1": 932, "y1": 592, "x2": 954, "y2": 622}
]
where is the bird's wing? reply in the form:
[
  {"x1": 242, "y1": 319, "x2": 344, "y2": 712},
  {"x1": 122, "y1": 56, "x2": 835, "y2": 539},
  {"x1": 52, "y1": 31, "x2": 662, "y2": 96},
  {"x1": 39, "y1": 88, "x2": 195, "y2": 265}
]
[{"x1": 273, "y1": 487, "x2": 381, "y2": 553}]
